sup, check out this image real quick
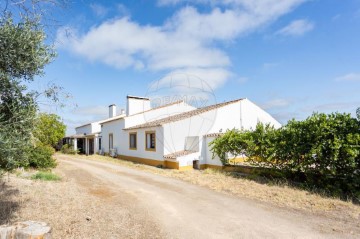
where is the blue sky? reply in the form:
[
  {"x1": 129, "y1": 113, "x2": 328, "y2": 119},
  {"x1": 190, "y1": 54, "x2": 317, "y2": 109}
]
[{"x1": 34, "y1": 0, "x2": 360, "y2": 135}]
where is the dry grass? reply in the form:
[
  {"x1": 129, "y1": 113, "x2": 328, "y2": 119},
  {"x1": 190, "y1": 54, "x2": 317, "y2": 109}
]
[
  {"x1": 0, "y1": 167, "x2": 163, "y2": 238},
  {"x1": 59, "y1": 153, "x2": 360, "y2": 222}
]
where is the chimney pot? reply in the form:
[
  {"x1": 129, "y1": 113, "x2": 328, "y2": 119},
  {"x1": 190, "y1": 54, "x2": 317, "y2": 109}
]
[{"x1": 109, "y1": 104, "x2": 116, "y2": 118}]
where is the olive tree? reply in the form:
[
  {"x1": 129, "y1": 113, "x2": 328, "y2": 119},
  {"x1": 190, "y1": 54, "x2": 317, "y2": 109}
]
[{"x1": 0, "y1": 12, "x2": 55, "y2": 171}]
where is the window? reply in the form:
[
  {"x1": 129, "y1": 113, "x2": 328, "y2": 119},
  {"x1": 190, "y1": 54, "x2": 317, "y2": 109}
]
[
  {"x1": 129, "y1": 132, "x2": 137, "y2": 150},
  {"x1": 109, "y1": 133, "x2": 113, "y2": 150},
  {"x1": 145, "y1": 131, "x2": 156, "y2": 151},
  {"x1": 98, "y1": 138, "x2": 102, "y2": 150}
]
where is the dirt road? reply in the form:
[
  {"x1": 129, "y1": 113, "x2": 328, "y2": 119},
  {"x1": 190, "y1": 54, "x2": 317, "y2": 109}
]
[{"x1": 56, "y1": 155, "x2": 354, "y2": 239}]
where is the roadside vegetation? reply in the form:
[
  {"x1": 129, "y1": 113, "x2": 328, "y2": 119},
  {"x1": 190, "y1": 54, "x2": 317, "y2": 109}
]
[
  {"x1": 210, "y1": 111, "x2": 360, "y2": 203},
  {"x1": 31, "y1": 171, "x2": 61, "y2": 181},
  {"x1": 0, "y1": 1, "x2": 66, "y2": 176},
  {"x1": 60, "y1": 144, "x2": 78, "y2": 155}
]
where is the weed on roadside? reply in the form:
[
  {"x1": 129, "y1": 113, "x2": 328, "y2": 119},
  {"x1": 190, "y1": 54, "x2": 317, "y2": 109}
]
[{"x1": 31, "y1": 172, "x2": 61, "y2": 181}]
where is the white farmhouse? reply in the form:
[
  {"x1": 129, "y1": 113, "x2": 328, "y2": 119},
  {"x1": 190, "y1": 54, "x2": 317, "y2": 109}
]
[{"x1": 67, "y1": 95, "x2": 281, "y2": 170}]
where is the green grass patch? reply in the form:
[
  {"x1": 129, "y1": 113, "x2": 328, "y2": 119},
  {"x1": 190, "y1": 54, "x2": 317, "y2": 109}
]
[{"x1": 31, "y1": 171, "x2": 61, "y2": 181}]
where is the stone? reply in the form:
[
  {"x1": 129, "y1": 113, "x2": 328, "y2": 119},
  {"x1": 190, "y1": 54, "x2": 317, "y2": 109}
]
[{"x1": 0, "y1": 221, "x2": 51, "y2": 239}]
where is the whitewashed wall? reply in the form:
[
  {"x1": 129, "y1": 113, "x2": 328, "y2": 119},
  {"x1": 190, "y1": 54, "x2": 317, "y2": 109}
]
[
  {"x1": 91, "y1": 122, "x2": 102, "y2": 133},
  {"x1": 75, "y1": 124, "x2": 92, "y2": 135},
  {"x1": 121, "y1": 127, "x2": 165, "y2": 161},
  {"x1": 100, "y1": 98, "x2": 281, "y2": 166},
  {"x1": 76, "y1": 122, "x2": 102, "y2": 135},
  {"x1": 203, "y1": 136, "x2": 223, "y2": 166},
  {"x1": 127, "y1": 98, "x2": 151, "y2": 116},
  {"x1": 162, "y1": 99, "x2": 281, "y2": 166},
  {"x1": 124, "y1": 102, "x2": 195, "y2": 128},
  {"x1": 241, "y1": 99, "x2": 282, "y2": 129},
  {"x1": 177, "y1": 152, "x2": 200, "y2": 167},
  {"x1": 101, "y1": 101, "x2": 195, "y2": 156},
  {"x1": 162, "y1": 115, "x2": 209, "y2": 155},
  {"x1": 101, "y1": 119, "x2": 125, "y2": 154}
]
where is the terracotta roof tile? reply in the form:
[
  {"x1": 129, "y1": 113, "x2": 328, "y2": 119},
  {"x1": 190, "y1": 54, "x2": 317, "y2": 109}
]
[
  {"x1": 124, "y1": 98, "x2": 244, "y2": 130},
  {"x1": 163, "y1": 150, "x2": 197, "y2": 159},
  {"x1": 204, "y1": 132, "x2": 224, "y2": 137},
  {"x1": 100, "y1": 100, "x2": 186, "y2": 125}
]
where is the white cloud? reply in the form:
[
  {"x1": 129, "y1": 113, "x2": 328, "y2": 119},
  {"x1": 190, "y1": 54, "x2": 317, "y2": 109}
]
[
  {"x1": 156, "y1": 67, "x2": 231, "y2": 90},
  {"x1": 58, "y1": 1, "x2": 307, "y2": 90},
  {"x1": 262, "y1": 98, "x2": 291, "y2": 110},
  {"x1": 90, "y1": 3, "x2": 109, "y2": 18},
  {"x1": 335, "y1": 73, "x2": 360, "y2": 82},
  {"x1": 276, "y1": 19, "x2": 314, "y2": 36}
]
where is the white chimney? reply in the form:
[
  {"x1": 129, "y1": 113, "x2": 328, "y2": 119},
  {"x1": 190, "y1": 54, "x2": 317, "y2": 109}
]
[
  {"x1": 126, "y1": 95, "x2": 151, "y2": 116},
  {"x1": 109, "y1": 104, "x2": 116, "y2": 118},
  {"x1": 120, "y1": 109, "x2": 125, "y2": 115}
]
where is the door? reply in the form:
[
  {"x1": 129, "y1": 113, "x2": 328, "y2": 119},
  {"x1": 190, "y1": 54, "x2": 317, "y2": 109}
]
[
  {"x1": 88, "y1": 138, "x2": 94, "y2": 155},
  {"x1": 193, "y1": 160, "x2": 200, "y2": 170}
]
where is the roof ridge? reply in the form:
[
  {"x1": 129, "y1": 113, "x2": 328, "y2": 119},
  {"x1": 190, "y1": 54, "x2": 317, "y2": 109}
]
[
  {"x1": 163, "y1": 150, "x2": 198, "y2": 159},
  {"x1": 99, "y1": 100, "x2": 187, "y2": 125},
  {"x1": 124, "y1": 98, "x2": 244, "y2": 130},
  {"x1": 125, "y1": 100, "x2": 185, "y2": 118}
]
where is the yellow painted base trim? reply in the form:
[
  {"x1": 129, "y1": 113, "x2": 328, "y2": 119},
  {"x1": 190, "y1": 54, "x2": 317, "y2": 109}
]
[
  {"x1": 200, "y1": 164, "x2": 254, "y2": 174},
  {"x1": 164, "y1": 160, "x2": 179, "y2": 169},
  {"x1": 200, "y1": 164, "x2": 223, "y2": 170},
  {"x1": 228, "y1": 157, "x2": 247, "y2": 165},
  {"x1": 178, "y1": 165, "x2": 193, "y2": 171},
  {"x1": 117, "y1": 154, "x2": 180, "y2": 169},
  {"x1": 117, "y1": 154, "x2": 164, "y2": 167}
]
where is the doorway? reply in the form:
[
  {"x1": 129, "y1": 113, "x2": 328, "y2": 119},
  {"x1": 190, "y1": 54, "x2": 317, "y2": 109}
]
[
  {"x1": 88, "y1": 138, "x2": 94, "y2": 155},
  {"x1": 193, "y1": 160, "x2": 200, "y2": 170}
]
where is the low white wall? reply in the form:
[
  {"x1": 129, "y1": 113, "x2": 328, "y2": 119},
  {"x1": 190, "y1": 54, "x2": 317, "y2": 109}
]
[
  {"x1": 91, "y1": 122, "x2": 102, "y2": 134},
  {"x1": 75, "y1": 124, "x2": 92, "y2": 135},
  {"x1": 177, "y1": 152, "x2": 200, "y2": 167},
  {"x1": 202, "y1": 136, "x2": 223, "y2": 166}
]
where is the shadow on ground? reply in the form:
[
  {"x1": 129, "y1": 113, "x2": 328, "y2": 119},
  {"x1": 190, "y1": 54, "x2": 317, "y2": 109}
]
[{"x1": 0, "y1": 179, "x2": 20, "y2": 224}]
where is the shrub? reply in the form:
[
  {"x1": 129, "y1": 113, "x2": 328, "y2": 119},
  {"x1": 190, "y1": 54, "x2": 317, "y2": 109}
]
[
  {"x1": 210, "y1": 112, "x2": 360, "y2": 200},
  {"x1": 61, "y1": 144, "x2": 77, "y2": 154},
  {"x1": 29, "y1": 145, "x2": 57, "y2": 169},
  {"x1": 31, "y1": 171, "x2": 61, "y2": 181}
]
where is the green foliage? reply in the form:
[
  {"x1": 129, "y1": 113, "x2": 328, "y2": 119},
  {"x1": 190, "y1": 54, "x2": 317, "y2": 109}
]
[
  {"x1": 242, "y1": 123, "x2": 278, "y2": 167},
  {"x1": 209, "y1": 124, "x2": 277, "y2": 166},
  {"x1": 210, "y1": 112, "x2": 360, "y2": 199},
  {"x1": 31, "y1": 171, "x2": 61, "y2": 181},
  {"x1": 28, "y1": 145, "x2": 57, "y2": 169},
  {"x1": 0, "y1": 80, "x2": 36, "y2": 170},
  {"x1": 34, "y1": 113, "x2": 66, "y2": 148},
  {"x1": 0, "y1": 15, "x2": 55, "y2": 81},
  {"x1": 61, "y1": 144, "x2": 78, "y2": 155},
  {"x1": 0, "y1": 14, "x2": 55, "y2": 172},
  {"x1": 357, "y1": 107, "x2": 360, "y2": 120}
]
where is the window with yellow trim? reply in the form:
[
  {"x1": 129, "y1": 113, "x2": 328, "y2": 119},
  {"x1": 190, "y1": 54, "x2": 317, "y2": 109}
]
[
  {"x1": 129, "y1": 132, "x2": 137, "y2": 150},
  {"x1": 145, "y1": 131, "x2": 156, "y2": 151}
]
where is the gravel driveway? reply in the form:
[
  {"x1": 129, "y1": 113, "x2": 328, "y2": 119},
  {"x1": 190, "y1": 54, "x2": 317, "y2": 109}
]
[{"x1": 57, "y1": 156, "x2": 353, "y2": 239}]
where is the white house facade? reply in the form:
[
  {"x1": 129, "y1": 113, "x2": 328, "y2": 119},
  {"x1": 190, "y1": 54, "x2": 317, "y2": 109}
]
[{"x1": 67, "y1": 95, "x2": 281, "y2": 170}]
